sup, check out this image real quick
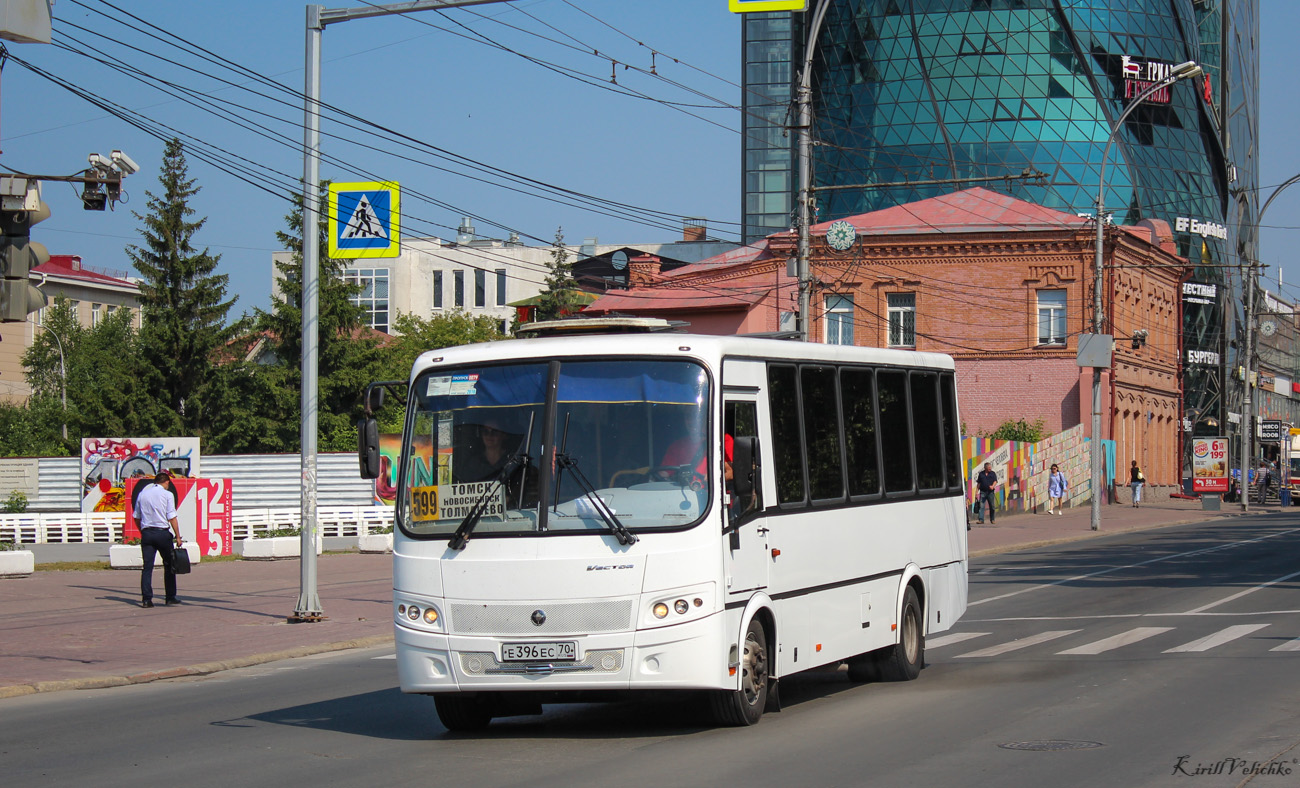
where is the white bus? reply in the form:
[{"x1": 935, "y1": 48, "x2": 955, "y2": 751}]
[{"x1": 359, "y1": 324, "x2": 968, "y2": 729}]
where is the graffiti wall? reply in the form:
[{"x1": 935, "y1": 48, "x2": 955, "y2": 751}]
[
  {"x1": 81, "y1": 438, "x2": 201, "y2": 513},
  {"x1": 963, "y1": 427, "x2": 1114, "y2": 515}
]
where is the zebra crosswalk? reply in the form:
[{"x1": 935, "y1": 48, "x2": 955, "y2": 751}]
[{"x1": 929, "y1": 624, "x2": 1300, "y2": 658}]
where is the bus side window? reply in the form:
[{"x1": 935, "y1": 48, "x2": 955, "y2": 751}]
[{"x1": 725, "y1": 401, "x2": 762, "y2": 519}]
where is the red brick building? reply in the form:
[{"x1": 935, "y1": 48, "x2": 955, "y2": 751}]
[{"x1": 587, "y1": 188, "x2": 1188, "y2": 486}]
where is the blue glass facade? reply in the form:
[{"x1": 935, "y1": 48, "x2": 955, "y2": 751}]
[{"x1": 740, "y1": 0, "x2": 1259, "y2": 433}]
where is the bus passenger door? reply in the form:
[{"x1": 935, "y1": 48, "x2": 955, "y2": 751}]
[{"x1": 724, "y1": 397, "x2": 767, "y2": 596}]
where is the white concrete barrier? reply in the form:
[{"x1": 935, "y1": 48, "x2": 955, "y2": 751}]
[
  {"x1": 0, "y1": 549, "x2": 34, "y2": 577},
  {"x1": 236, "y1": 535, "x2": 324, "y2": 560},
  {"x1": 109, "y1": 542, "x2": 202, "y2": 569}
]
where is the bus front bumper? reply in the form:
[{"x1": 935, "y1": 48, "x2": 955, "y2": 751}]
[{"x1": 394, "y1": 614, "x2": 728, "y2": 694}]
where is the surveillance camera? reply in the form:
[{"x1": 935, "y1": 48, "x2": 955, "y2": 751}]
[
  {"x1": 110, "y1": 150, "x2": 139, "y2": 175},
  {"x1": 87, "y1": 152, "x2": 115, "y2": 173}
]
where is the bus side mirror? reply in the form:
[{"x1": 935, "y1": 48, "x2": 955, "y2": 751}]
[
  {"x1": 358, "y1": 417, "x2": 381, "y2": 479},
  {"x1": 365, "y1": 385, "x2": 385, "y2": 414},
  {"x1": 732, "y1": 436, "x2": 758, "y2": 498}
]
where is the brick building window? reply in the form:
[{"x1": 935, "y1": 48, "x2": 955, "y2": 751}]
[
  {"x1": 1037, "y1": 289, "x2": 1067, "y2": 345},
  {"x1": 825, "y1": 295, "x2": 854, "y2": 345},
  {"x1": 474, "y1": 269, "x2": 486, "y2": 308},
  {"x1": 454, "y1": 270, "x2": 465, "y2": 307},
  {"x1": 887, "y1": 293, "x2": 915, "y2": 347},
  {"x1": 433, "y1": 270, "x2": 443, "y2": 309}
]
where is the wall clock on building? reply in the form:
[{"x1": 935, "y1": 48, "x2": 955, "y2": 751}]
[
  {"x1": 1260, "y1": 319, "x2": 1277, "y2": 337},
  {"x1": 825, "y1": 220, "x2": 857, "y2": 251}
]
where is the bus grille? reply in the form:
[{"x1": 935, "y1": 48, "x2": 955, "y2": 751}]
[
  {"x1": 459, "y1": 649, "x2": 625, "y2": 676},
  {"x1": 449, "y1": 600, "x2": 634, "y2": 635}
]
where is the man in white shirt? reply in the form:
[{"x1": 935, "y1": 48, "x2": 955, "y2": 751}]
[{"x1": 137, "y1": 471, "x2": 182, "y2": 608}]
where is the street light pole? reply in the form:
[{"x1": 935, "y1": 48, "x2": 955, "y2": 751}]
[
  {"x1": 294, "y1": 0, "x2": 516, "y2": 622},
  {"x1": 1090, "y1": 60, "x2": 1203, "y2": 532},
  {"x1": 28, "y1": 319, "x2": 66, "y2": 441}
]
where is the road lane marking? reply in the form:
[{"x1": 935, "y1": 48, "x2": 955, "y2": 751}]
[
  {"x1": 927, "y1": 632, "x2": 991, "y2": 649},
  {"x1": 1181, "y1": 568, "x2": 1300, "y2": 614},
  {"x1": 1163, "y1": 624, "x2": 1270, "y2": 653},
  {"x1": 1056, "y1": 627, "x2": 1174, "y2": 655},
  {"x1": 1270, "y1": 638, "x2": 1300, "y2": 652},
  {"x1": 372, "y1": 654, "x2": 397, "y2": 660},
  {"x1": 970, "y1": 527, "x2": 1300, "y2": 608},
  {"x1": 954, "y1": 630, "x2": 1080, "y2": 658}
]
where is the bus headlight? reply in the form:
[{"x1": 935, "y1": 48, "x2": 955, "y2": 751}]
[
  {"x1": 653, "y1": 602, "x2": 670, "y2": 619},
  {"x1": 395, "y1": 597, "x2": 444, "y2": 632},
  {"x1": 674, "y1": 599, "x2": 689, "y2": 615}
]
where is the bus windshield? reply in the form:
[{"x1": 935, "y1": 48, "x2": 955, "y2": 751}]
[{"x1": 399, "y1": 358, "x2": 712, "y2": 539}]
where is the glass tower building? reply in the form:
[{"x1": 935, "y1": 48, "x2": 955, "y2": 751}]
[{"x1": 740, "y1": 0, "x2": 1259, "y2": 437}]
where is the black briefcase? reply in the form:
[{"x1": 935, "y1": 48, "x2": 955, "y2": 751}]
[{"x1": 171, "y1": 548, "x2": 192, "y2": 574}]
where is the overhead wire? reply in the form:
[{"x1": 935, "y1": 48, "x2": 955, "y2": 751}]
[{"x1": 65, "y1": 0, "x2": 747, "y2": 240}]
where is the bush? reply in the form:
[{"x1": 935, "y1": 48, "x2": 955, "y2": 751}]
[
  {"x1": 263, "y1": 526, "x2": 302, "y2": 539},
  {"x1": 0, "y1": 541, "x2": 17, "y2": 551},
  {"x1": 3, "y1": 490, "x2": 28, "y2": 513},
  {"x1": 987, "y1": 418, "x2": 1047, "y2": 443}
]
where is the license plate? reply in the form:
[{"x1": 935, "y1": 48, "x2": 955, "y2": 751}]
[{"x1": 501, "y1": 641, "x2": 577, "y2": 662}]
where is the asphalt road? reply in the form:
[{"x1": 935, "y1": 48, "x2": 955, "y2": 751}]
[{"x1": 4, "y1": 514, "x2": 1300, "y2": 788}]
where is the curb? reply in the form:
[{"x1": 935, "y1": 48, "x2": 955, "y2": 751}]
[{"x1": 0, "y1": 634, "x2": 395, "y2": 700}]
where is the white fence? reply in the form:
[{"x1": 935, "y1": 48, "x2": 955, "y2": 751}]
[{"x1": 0, "y1": 507, "x2": 395, "y2": 545}]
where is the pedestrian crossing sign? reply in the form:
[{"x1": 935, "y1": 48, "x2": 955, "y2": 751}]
[
  {"x1": 729, "y1": 0, "x2": 807, "y2": 11},
  {"x1": 328, "y1": 181, "x2": 400, "y2": 259}
]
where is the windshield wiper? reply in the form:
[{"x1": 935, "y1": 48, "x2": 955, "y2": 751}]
[
  {"x1": 449, "y1": 414, "x2": 535, "y2": 550},
  {"x1": 555, "y1": 451, "x2": 638, "y2": 546}
]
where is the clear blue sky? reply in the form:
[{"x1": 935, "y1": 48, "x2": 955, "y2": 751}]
[{"x1": 0, "y1": 1, "x2": 1294, "y2": 315}]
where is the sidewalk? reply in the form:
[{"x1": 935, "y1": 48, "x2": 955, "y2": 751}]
[
  {"x1": 0, "y1": 498, "x2": 1280, "y2": 699},
  {"x1": 968, "y1": 495, "x2": 1266, "y2": 557}
]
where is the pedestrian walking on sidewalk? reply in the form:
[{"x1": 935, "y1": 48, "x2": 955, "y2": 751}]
[
  {"x1": 1129, "y1": 461, "x2": 1145, "y2": 508},
  {"x1": 137, "y1": 471, "x2": 183, "y2": 608},
  {"x1": 1047, "y1": 464, "x2": 1067, "y2": 515},
  {"x1": 975, "y1": 462, "x2": 999, "y2": 524},
  {"x1": 1257, "y1": 462, "x2": 1273, "y2": 505}
]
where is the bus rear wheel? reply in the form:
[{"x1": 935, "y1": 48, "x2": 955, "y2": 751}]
[
  {"x1": 434, "y1": 694, "x2": 493, "y2": 732},
  {"x1": 877, "y1": 586, "x2": 924, "y2": 682},
  {"x1": 709, "y1": 618, "x2": 768, "y2": 726}
]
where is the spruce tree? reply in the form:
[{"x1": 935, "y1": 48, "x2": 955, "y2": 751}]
[
  {"x1": 534, "y1": 227, "x2": 585, "y2": 321},
  {"x1": 127, "y1": 138, "x2": 238, "y2": 437}
]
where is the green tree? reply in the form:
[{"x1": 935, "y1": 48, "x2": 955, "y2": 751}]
[
  {"x1": 127, "y1": 138, "x2": 239, "y2": 436},
  {"x1": 533, "y1": 227, "x2": 584, "y2": 321},
  {"x1": 384, "y1": 310, "x2": 502, "y2": 379},
  {"x1": 252, "y1": 188, "x2": 386, "y2": 451},
  {"x1": 23, "y1": 298, "x2": 156, "y2": 445}
]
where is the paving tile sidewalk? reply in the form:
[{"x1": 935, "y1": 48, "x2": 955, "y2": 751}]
[
  {"x1": 0, "y1": 552, "x2": 395, "y2": 698},
  {"x1": 0, "y1": 498, "x2": 1278, "y2": 698}
]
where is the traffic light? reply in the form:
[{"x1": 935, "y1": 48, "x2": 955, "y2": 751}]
[{"x1": 0, "y1": 198, "x2": 51, "y2": 322}]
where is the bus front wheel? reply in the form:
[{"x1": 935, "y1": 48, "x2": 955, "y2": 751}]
[
  {"x1": 434, "y1": 693, "x2": 493, "y2": 732},
  {"x1": 710, "y1": 618, "x2": 768, "y2": 726},
  {"x1": 877, "y1": 585, "x2": 924, "y2": 682}
]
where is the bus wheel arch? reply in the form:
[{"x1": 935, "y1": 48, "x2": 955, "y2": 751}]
[
  {"x1": 877, "y1": 580, "x2": 925, "y2": 682},
  {"x1": 711, "y1": 600, "x2": 774, "y2": 726}
]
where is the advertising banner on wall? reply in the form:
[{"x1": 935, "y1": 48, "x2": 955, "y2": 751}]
[
  {"x1": 123, "y1": 477, "x2": 233, "y2": 557},
  {"x1": 81, "y1": 438, "x2": 201, "y2": 513},
  {"x1": 1192, "y1": 437, "x2": 1230, "y2": 493}
]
